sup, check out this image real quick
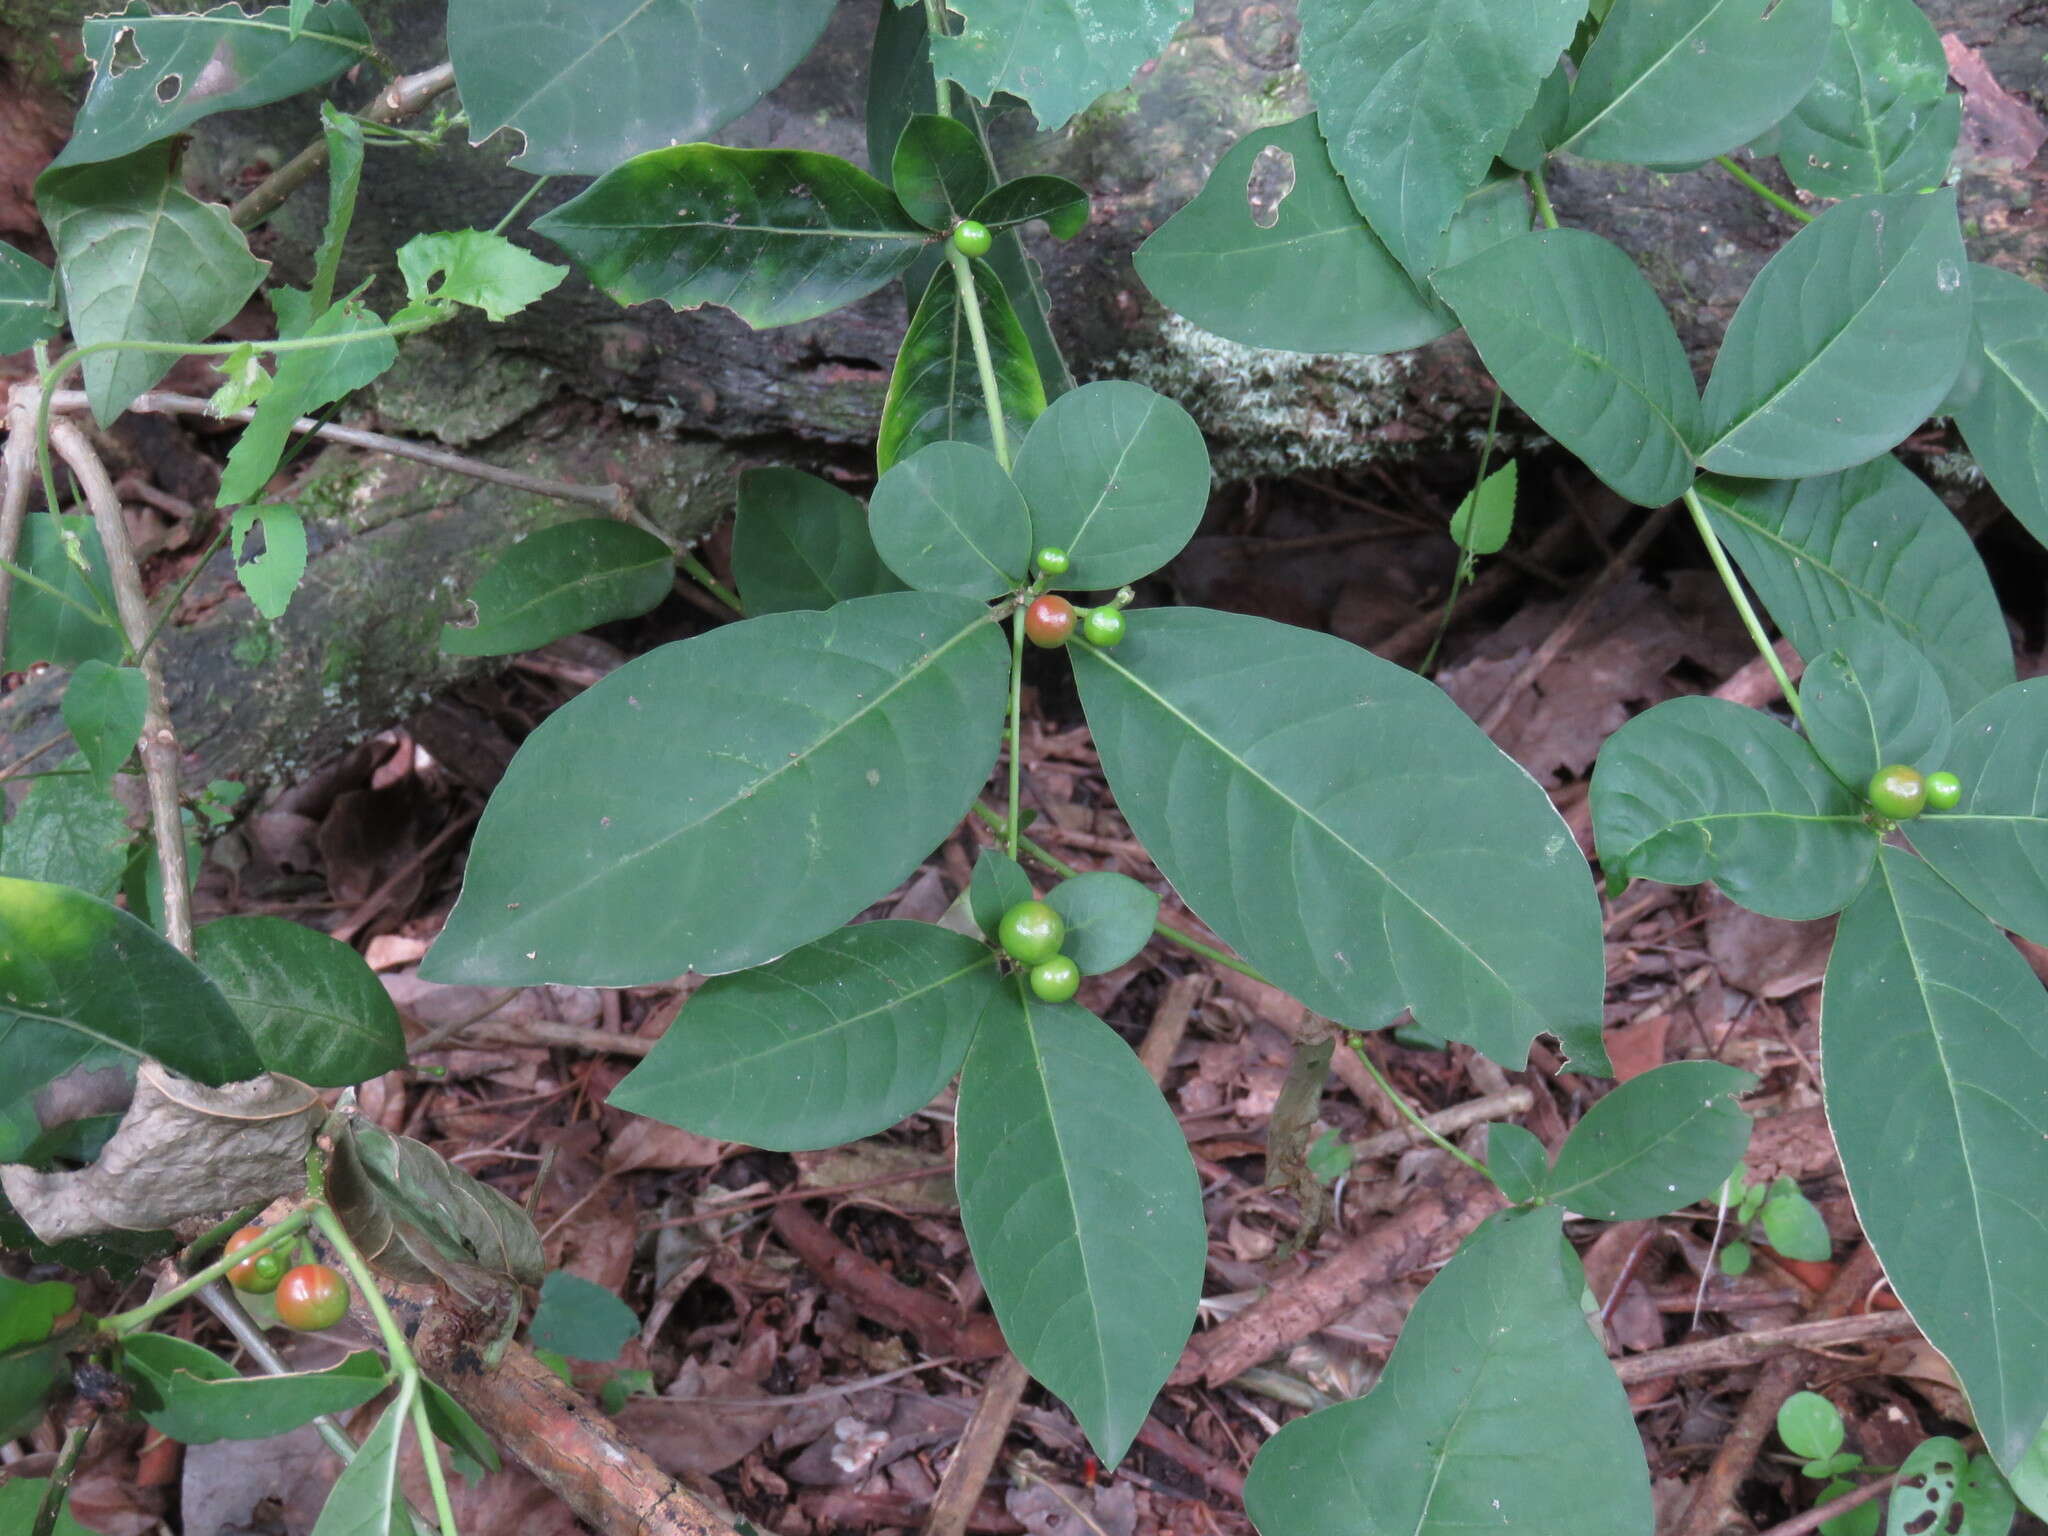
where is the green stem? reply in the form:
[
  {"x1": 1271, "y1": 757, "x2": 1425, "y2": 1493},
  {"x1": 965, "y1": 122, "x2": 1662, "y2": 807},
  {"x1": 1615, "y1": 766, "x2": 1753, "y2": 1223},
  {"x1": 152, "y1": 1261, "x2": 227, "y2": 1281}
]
[
  {"x1": 1346, "y1": 1035, "x2": 1491, "y2": 1176},
  {"x1": 1683, "y1": 486, "x2": 1803, "y2": 724},
  {"x1": 490, "y1": 175, "x2": 552, "y2": 237},
  {"x1": 1420, "y1": 389, "x2": 1505, "y2": 676},
  {"x1": 30, "y1": 1414, "x2": 93, "y2": 1536},
  {"x1": 101, "y1": 1209, "x2": 312, "y2": 1335},
  {"x1": 0, "y1": 552, "x2": 107, "y2": 628},
  {"x1": 1528, "y1": 165, "x2": 1560, "y2": 231},
  {"x1": 675, "y1": 546, "x2": 743, "y2": 614},
  {"x1": 409, "y1": 1386, "x2": 460, "y2": 1536},
  {"x1": 1715, "y1": 155, "x2": 1812, "y2": 223},
  {"x1": 1005, "y1": 606, "x2": 1025, "y2": 860},
  {"x1": 137, "y1": 520, "x2": 233, "y2": 662},
  {"x1": 944, "y1": 243, "x2": 1010, "y2": 472}
]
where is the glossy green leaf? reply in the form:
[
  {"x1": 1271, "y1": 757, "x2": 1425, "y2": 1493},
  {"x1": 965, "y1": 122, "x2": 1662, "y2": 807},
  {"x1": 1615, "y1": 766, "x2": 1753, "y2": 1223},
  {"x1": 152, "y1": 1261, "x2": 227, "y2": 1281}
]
[
  {"x1": 0, "y1": 878, "x2": 261, "y2": 1161},
  {"x1": 1, "y1": 776, "x2": 128, "y2": 900},
  {"x1": 1563, "y1": 0, "x2": 1830, "y2": 166},
  {"x1": 1547, "y1": 1061, "x2": 1754, "y2": 1220},
  {"x1": 2, "y1": 517, "x2": 120, "y2": 674},
  {"x1": 1698, "y1": 188, "x2": 1969, "y2": 479},
  {"x1": 1134, "y1": 116, "x2": 1457, "y2": 356},
  {"x1": 449, "y1": 0, "x2": 835, "y2": 174},
  {"x1": 39, "y1": 142, "x2": 268, "y2": 424},
  {"x1": 192, "y1": 915, "x2": 406, "y2": 1087},
  {"x1": 1905, "y1": 679, "x2": 2048, "y2": 946},
  {"x1": 0, "y1": 241, "x2": 60, "y2": 354},
  {"x1": 55, "y1": 1, "x2": 373, "y2": 170},
  {"x1": 1799, "y1": 618, "x2": 1951, "y2": 789},
  {"x1": 1694, "y1": 463, "x2": 2010, "y2": 714},
  {"x1": 308, "y1": 1386, "x2": 414, "y2": 1536},
  {"x1": 732, "y1": 468, "x2": 905, "y2": 615},
  {"x1": 1436, "y1": 228, "x2": 1700, "y2": 506},
  {"x1": 1044, "y1": 871, "x2": 1158, "y2": 975},
  {"x1": 1777, "y1": 0, "x2": 1958, "y2": 198},
  {"x1": 310, "y1": 102, "x2": 363, "y2": 314},
  {"x1": 533, "y1": 147, "x2": 931, "y2": 329},
  {"x1": 1949, "y1": 265, "x2": 2048, "y2": 551},
  {"x1": 440, "y1": 519, "x2": 673, "y2": 657},
  {"x1": 396, "y1": 230, "x2": 566, "y2": 322},
  {"x1": 1485, "y1": 1121, "x2": 1549, "y2": 1204},
  {"x1": 878, "y1": 254, "x2": 1045, "y2": 474},
  {"x1": 1592, "y1": 697, "x2": 1875, "y2": 918},
  {"x1": 1010, "y1": 381, "x2": 1209, "y2": 589},
  {"x1": 228, "y1": 504, "x2": 308, "y2": 621},
  {"x1": 1246, "y1": 1206, "x2": 1652, "y2": 1536},
  {"x1": 1826, "y1": 848, "x2": 2048, "y2": 1474},
  {"x1": 868, "y1": 1, "x2": 939, "y2": 178},
  {"x1": 60, "y1": 660, "x2": 145, "y2": 792},
  {"x1": 609, "y1": 921, "x2": 1001, "y2": 1149},
  {"x1": 956, "y1": 990, "x2": 1206, "y2": 1462},
  {"x1": 1449, "y1": 461, "x2": 1517, "y2": 555},
  {"x1": 969, "y1": 848, "x2": 1034, "y2": 939},
  {"x1": 424, "y1": 592, "x2": 1008, "y2": 985},
  {"x1": 1760, "y1": 1177, "x2": 1832, "y2": 1261},
  {"x1": 985, "y1": 227, "x2": 1074, "y2": 400},
  {"x1": 870, "y1": 442, "x2": 1032, "y2": 598},
  {"x1": 122, "y1": 1335, "x2": 387, "y2": 1443},
  {"x1": 970, "y1": 177, "x2": 1089, "y2": 240},
  {"x1": 892, "y1": 114, "x2": 993, "y2": 232},
  {"x1": 1073, "y1": 608, "x2": 1607, "y2": 1071},
  {"x1": 530, "y1": 1271, "x2": 636, "y2": 1362},
  {"x1": 925, "y1": 0, "x2": 1195, "y2": 132}
]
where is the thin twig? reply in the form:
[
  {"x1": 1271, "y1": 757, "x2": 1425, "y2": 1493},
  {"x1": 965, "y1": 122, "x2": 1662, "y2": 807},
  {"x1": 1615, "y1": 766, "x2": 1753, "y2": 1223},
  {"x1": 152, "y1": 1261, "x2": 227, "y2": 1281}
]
[
  {"x1": 924, "y1": 1356, "x2": 1034, "y2": 1536},
  {"x1": 1613, "y1": 1309, "x2": 1920, "y2": 1385},
  {"x1": 1753, "y1": 1472, "x2": 1902, "y2": 1536},
  {"x1": 0, "y1": 393, "x2": 39, "y2": 647},
  {"x1": 231, "y1": 62, "x2": 458, "y2": 229},
  {"x1": 1343, "y1": 1086, "x2": 1533, "y2": 1162},
  {"x1": 48, "y1": 420, "x2": 191, "y2": 953}
]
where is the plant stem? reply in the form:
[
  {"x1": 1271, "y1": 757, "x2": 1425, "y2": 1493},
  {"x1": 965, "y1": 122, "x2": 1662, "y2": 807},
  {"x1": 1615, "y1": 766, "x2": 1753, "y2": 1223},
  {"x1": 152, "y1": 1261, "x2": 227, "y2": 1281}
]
[
  {"x1": 0, "y1": 396, "x2": 38, "y2": 649},
  {"x1": 232, "y1": 62, "x2": 458, "y2": 229},
  {"x1": 1345, "y1": 1035, "x2": 1491, "y2": 1177},
  {"x1": 945, "y1": 243, "x2": 1010, "y2": 471},
  {"x1": 1419, "y1": 389, "x2": 1504, "y2": 676},
  {"x1": 490, "y1": 175, "x2": 552, "y2": 237},
  {"x1": 1683, "y1": 486, "x2": 1803, "y2": 724},
  {"x1": 674, "y1": 546, "x2": 744, "y2": 615},
  {"x1": 408, "y1": 1383, "x2": 461, "y2": 1536},
  {"x1": 30, "y1": 1413, "x2": 93, "y2": 1536},
  {"x1": 136, "y1": 520, "x2": 233, "y2": 663},
  {"x1": 1529, "y1": 165, "x2": 1560, "y2": 231},
  {"x1": 1005, "y1": 607, "x2": 1026, "y2": 860},
  {"x1": 101, "y1": 1210, "x2": 312, "y2": 1335},
  {"x1": 1715, "y1": 155, "x2": 1812, "y2": 223}
]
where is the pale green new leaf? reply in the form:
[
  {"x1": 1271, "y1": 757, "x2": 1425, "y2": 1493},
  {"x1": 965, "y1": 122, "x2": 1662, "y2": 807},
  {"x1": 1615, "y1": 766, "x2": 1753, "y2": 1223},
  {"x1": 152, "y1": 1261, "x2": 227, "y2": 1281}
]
[
  {"x1": 955, "y1": 990, "x2": 1206, "y2": 1462},
  {"x1": 423, "y1": 593, "x2": 1008, "y2": 985},
  {"x1": 310, "y1": 104, "x2": 364, "y2": 315},
  {"x1": 1799, "y1": 617, "x2": 1951, "y2": 789},
  {"x1": 60, "y1": 661, "x2": 146, "y2": 792},
  {"x1": 878, "y1": 254, "x2": 1044, "y2": 474},
  {"x1": 1449, "y1": 462, "x2": 1517, "y2": 555},
  {"x1": 1245, "y1": 1206, "x2": 1651, "y2": 1536},
  {"x1": 1698, "y1": 188, "x2": 1969, "y2": 479},
  {"x1": 228, "y1": 505, "x2": 307, "y2": 621},
  {"x1": 1073, "y1": 608, "x2": 1607, "y2": 1071},
  {"x1": 1434, "y1": 228, "x2": 1700, "y2": 506},
  {"x1": 1906, "y1": 679, "x2": 2048, "y2": 946},
  {"x1": 925, "y1": 0, "x2": 1195, "y2": 132},
  {"x1": 449, "y1": 0, "x2": 835, "y2": 174},
  {"x1": 869, "y1": 441, "x2": 1033, "y2": 598},
  {"x1": 0, "y1": 241, "x2": 61, "y2": 354},
  {"x1": 732, "y1": 468, "x2": 905, "y2": 615},
  {"x1": 1777, "y1": 0, "x2": 1958, "y2": 198},
  {"x1": 610, "y1": 921, "x2": 1002, "y2": 1149},
  {"x1": 193, "y1": 915, "x2": 406, "y2": 1088},
  {"x1": 1694, "y1": 463, "x2": 2011, "y2": 714},
  {"x1": 396, "y1": 231, "x2": 565, "y2": 322},
  {"x1": 1591, "y1": 696, "x2": 1875, "y2": 918},
  {"x1": 1949, "y1": 265, "x2": 2048, "y2": 551},
  {"x1": 1546, "y1": 1061, "x2": 1754, "y2": 1220},
  {"x1": 440, "y1": 519, "x2": 673, "y2": 657},
  {"x1": 1824, "y1": 848, "x2": 2048, "y2": 1475}
]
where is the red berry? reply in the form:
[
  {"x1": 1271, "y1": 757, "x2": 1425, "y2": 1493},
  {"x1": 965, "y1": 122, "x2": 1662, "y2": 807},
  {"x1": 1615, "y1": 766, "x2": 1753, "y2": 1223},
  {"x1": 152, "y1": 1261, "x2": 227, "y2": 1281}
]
[
  {"x1": 1025, "y1": 595, "x2": 1076, "y2": 648},
  {"x1": 225, "y1": 1226, "x2": 287, "y2": 1295},
  {"x1": 274, "y1": 1263, "x2": 350, "y2": 1331}
]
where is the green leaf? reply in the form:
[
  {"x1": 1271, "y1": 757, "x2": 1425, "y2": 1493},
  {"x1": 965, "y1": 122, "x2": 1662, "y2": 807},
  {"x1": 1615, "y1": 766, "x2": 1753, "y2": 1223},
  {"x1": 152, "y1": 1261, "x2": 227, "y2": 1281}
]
[
  {"x1": 2, "y1": 517, "x2": 120, "y2": 674},
  {"x1": 1760, "y1": 1176, "x2": 1832, "y2": 1261},
  {"x1": 310, "y1": 103, "x2": 364, "y2": 315},
  {"x1": 423, "y1": 592, "x2": 1008, "y2": 985},
  {"x1": 228, "y1": 504, "x2": 308, "y2": 621},
  {"x1": 38, "y1": 142, "x2": 269, "y2": 424},
  {"x1": 1825, "y1": 847, "x2": 2048, "y2": 1475},
  {"x1": 925, "y1": 0, "x2": 1195, "y2": 132},
  {"x1": 1720, "y1": 1238, "x2": 1753, "y2": 1275},
  {"x1": 1546, "y1": 1061, "x2": 1754, "y2": 1220},
  {"x1": 892, "y1": 114, "x2": 994, "y2": 232},
  {"x1": 609, "y1": 921, "x2": 1001, "y2": 1150},
  {"x1": 1043, "y1": 871, "x2": 1158, "y2": 975},
  {"x1": 1300, "y1": 0, "x2": 1582, "y2": 280},
  {"x1": 1949, "y1": 265, "x2": 2048, "y2": 552},
  {"x1": 969, "y1": 848, "x2": 1034, "y2": 939},
  {"x1": 869, "y1": 442, "x2": 1032, "y2": 598},
  {"x1": 529, "y1": 1271, "x2": 637, "y2": 1362},
  {"x1": 440, "y1": 519, "x2": 673, "y2": 657},
  {"x1": 1011, "y1": 381, "x2": 1209, "y2": 590},
  {"x1": 60, "y1": 660, "x2": 146, "y2": 792},
  {"x1": 192, "y1": 915, "x2": 406, "y2": 1088},
  {"x1": 0, "y1": 1479, "x2": 88, "y2": 1536},
  {"x1": 1904, "y1": 679, "x2": 2048, "y2": 946},
  {"x1": 732, "y1": 468, "x2": 905, "y2": 615},
  {"x1": 1072, "y1": 608, "x2": 1607, "y2": 1071},
  {"x1": 1799, "y1": 617, "x2": 1951, "y2": 789},
  {"x1": 0, "y1": 1275, "x2": 73, "y2": 1353},
  {"x1": 878, "y1": 253, "x2": 1045, "y2": 475},
  {"x1": 1956, "y1": 1454, "x2": 2020, "y2": 1536},
  {"x1": 955, "y1": 990, "x2": 1206, "y2": 1462},
  {"x1": 1777, "y1": 0, "x2": 1958, "y2": 198},
  {"x1": 448, "y1": 0, "x2": 835, "y2": 174},
  {"x1": 1590, "y1": 696, "x2": 1875, "y2": 918},
  {"x1": 533, "y1": 146, "x2": 931, "y2": 329},
  {"x1": 1779, "y1": 1391, "x2": 1847, "y2": 1462},
  {"x1": 0, "y1": 878, "x2": 262, "y2": 1161},
  {"x1": 970, "y1": 177, "x2": 1089, "y2": 240},
  {"x1": 868, "y1": 1, "x2": 939, "y2": 178},
  {"x1": 419, "y1": 1379, "x2": 500, "y2": 1481},
  {"x1": 396, "y1": 230, "x2": 565, "y2": 322},
  {"x1": 0, "y1": 241, "x2": 61, "y2": 353},
  {"x1": 1449, "y1": 462, "x2": 1517, "y2": 556},
  {"x1": 1245, "y1": 1206, "x2": 1652, "y2": 1536},
  {"x1": 1697, "y1": 188, "x2": 1969, "y2": 479},
  {"x1": 122, "y1": 1335, "x2": 388, "y2": 1443},
  {"x1": 1484, "y1": 1120, "x2": 1549, "y2": 1204},
  {"x1": 1563, "y1": 0, "x2": 1831, "y2": 166},
  {"x1": 55, "y1": 1, "x2": 374, "y2": 170},
  {"x1": 1693, "y1": 463, "x2": 2011, "y2": 714},
  {"x1": 1134, "y1": 116, "x2": 1458, "y2": 356},
  {"x1": 1501, "y1": 59, "x2": 1571, "y2": 173},
  {"x1": 1435, "y1": 228, "x2": 1701, "y2": 507},
  {"x1": 1, "y1": 776, "x2": 129, "y2": 900},
  {"x1": 309, "y1": 1386, "x2": 415, "y2": 1536},
  {"x1": 987, "y1": 229, "x2": 1076, "y2": 401},
  {"x1": 1884, "y1": 1439, "x2": 1970, "y2": 1536}
]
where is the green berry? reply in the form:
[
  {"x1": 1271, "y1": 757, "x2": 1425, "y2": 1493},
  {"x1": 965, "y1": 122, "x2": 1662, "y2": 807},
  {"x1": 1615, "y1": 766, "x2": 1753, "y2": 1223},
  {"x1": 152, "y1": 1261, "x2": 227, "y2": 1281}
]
[
  {"x1": 1082, "y1": 608, "x2": 1126, "y2": 647},
  {"x1": 951, "y1": 219, "x2": 993, "y2": 257},
  {"x1": 1028, "y1": 955, "x2": 1081, "y2": 1003},
  {"x1": 1867, "y1": 764, "x2": 1928, "y2": 821},
  {"x1": 1036, "y1": 546, "x2": 1071, "y2": 577},
  {"x1": 1924, "y1": 770, "x2": 1963, "y2": 811},
  {"x1": 998, "y1": 900, "x2": 1065, "y2": 965}
]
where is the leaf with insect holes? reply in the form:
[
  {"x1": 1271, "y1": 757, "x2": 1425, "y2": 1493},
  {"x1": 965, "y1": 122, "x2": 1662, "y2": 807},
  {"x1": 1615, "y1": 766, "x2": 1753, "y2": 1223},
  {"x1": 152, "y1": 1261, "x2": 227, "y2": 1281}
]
[{"x1": 228, "y1": 506, "x2": 307, "y2": 621}]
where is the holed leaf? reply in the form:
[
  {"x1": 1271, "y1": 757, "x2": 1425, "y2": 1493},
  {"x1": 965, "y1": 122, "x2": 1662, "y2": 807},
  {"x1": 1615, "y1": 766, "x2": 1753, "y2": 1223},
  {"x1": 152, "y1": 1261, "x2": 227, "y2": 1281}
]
[
  {"x1": 924, "y1": 0, "x2": 1195, "y2": 133},
  {"x1": 440, "y1": 519, "x2": 674, "y2": 657},
  {"x1": 732, "y1": 468, "x2": 905, "y2": 615}
]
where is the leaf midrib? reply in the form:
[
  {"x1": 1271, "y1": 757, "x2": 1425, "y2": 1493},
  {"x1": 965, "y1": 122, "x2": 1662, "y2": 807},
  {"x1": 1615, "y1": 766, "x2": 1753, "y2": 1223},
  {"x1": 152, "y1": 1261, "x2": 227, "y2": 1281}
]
[
  {"x1": 1693, "y1": 483, "x2": 1920, "y2": 639},
  {"x1": 1563, "y1": 0, "x2": 1723, "y2": 151}
]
